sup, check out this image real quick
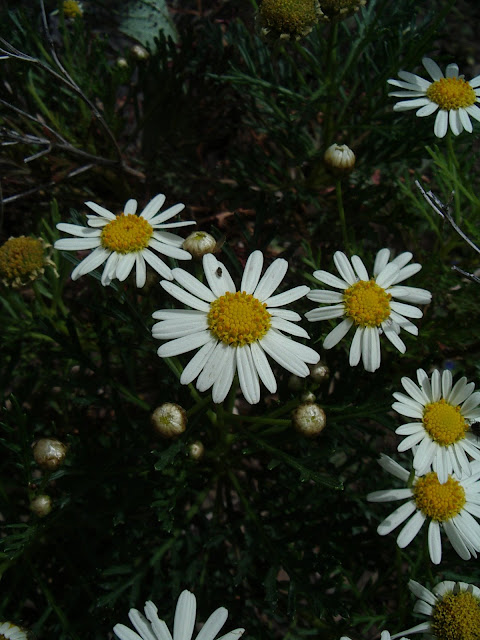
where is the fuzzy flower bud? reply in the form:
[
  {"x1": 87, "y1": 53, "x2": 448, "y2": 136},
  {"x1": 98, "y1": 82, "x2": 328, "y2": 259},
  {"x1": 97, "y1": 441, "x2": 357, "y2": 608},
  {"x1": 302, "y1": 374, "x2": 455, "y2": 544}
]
[
  {"x1": 301, "y1": 391, "x2": 316, "y2": 403},
  {"x1": 309, "y1": 362, "x2": 330, "y2": 383},
  {"x1": 131, "y1": 44, "x2": 149, "y2": 61},
  {"x1": 0, "y1": 236, "x2": 55, "y2": 288},
  {"x1": 182, "y1": 231, "x2": 218, "y2": 260},
  {"x1": 30, "y1": 494, "x2": 52, "y2": 517},
  {"x1": 324, "y1": 143, "x2": 356, "y2": 175},
  {"x1": 116, "y1": 57, "x2": 129, "y2": 69},
  {"x1": 258, "y1": 0, "x2": 323, "y2": 41},
  {"x1": 318, "y1": 0, "x2": 366, "y2": 21},
  {"x1": 32, "y1": 438, "x2": 67, "y2": 471},
  {"x1": 188, "y1": 441, "x2": 205, "y2": 460},
  {"x1": 151, "y1": 403, "x2": 187, "y2": 439},
  {"x1": 292, "y1": 402, "x2": 326, "y2": 437}
]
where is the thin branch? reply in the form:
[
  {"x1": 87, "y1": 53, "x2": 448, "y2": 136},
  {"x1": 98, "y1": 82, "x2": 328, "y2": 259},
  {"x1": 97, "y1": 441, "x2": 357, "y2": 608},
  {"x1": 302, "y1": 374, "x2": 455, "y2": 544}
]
[{"x1": 416, "y1": 180, "x2": 480, "y2": 256}]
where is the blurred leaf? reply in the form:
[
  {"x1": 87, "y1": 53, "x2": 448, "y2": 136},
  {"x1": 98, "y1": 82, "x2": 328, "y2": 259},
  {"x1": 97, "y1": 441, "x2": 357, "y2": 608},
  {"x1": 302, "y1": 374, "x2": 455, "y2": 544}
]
[{"x1": 118, "y1": 0, "x2": 178, "y2": 49}]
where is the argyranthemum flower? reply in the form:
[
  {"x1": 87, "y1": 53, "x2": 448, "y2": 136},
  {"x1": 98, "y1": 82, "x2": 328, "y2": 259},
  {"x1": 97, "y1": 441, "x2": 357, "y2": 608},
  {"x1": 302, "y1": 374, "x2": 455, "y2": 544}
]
[
  {"x1": 305, "y1": 249, "x2": 431, "y2": 372},
  {"x1": 391, "y1": 579, "x2": 480, "y2": 640},
  {"x1": 388, "y1": 57, "x2": 480, "y2": 138},
  {"x1": 63, "y1": 0, "x2": 84, "y2": 18},
  {"x1": 153, "y1": 250, "x2": 320, "y2": 404},
  {"x1": 393, "y1": 368, "x2": 480, "y2": 484},
  {"x1": 0, "y1": 236, "x2": 55, "y2": 288},
  {"x1": 113, "y1": 589, "x2": 245, "y2": 640},
  {"x1": 54, "y1": 194, "x2": 195, "y2": 287},
  {"x1": 0, "y1": 622, "x2": 29, "y2": 640},
  {"x1": 367, "y1": 454, "x2": 480, "y2": 564}
]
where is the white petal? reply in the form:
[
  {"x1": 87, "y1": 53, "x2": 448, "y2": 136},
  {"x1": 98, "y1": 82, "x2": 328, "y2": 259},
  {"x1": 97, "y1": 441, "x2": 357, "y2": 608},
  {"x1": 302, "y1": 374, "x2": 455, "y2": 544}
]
[
  {"x1": 143, "y1": 249, "x2": 173, "y2": 280},
  {"x1": 85, "y1": 200, "x2": 116, "y2": 219},
  {"x1": 264, "y1": 285, "x2": 310, "y2": 307},
  {"x1": 269, "y1": 308, "x2": 301, "y2": 321},
  {"x1": 401, "y1": 375, "x2": 428, "y2": 404},
  {"x1": 116, "y1": 253, "x2": 136, "y2": 282},
  {"x1": 136, "y1": 253, "x2": 147, "y2": 287},
  {"x1": 144, "y1": 602, "x2": 173, "y2": 640},
  {"x1": 271, "y1": 316, "x2": 310, "y2": 338},
  {"x1": 236, "y1": 346, "x2": 260, "y2": 404},
  {"x1": 149, "y1": 238, "x2": 192, "y2": 260},
  {"x1": 305, "y1": 305, "x2": 345, "y2": 321},
  {"x1": 390, "y1": 301, "x2": 423, "y2": 318},
  {"x1": 427, "y1": 521, "x2": 442, "y2": 564},
  {"x1": 171, "y1": 269, "x2": 216, "y2": 302},
  {"x1": 434, "y1": 110, "x2": 449, "y2": 138},
  {"x1": 361, "y1": 326, "x2": 381, "y2": 372},
  {"x1": 422, "y1": 58, "x2": 444, "y2": 81},
  {"x1": 465, "y1": 104, "x2": 480, "y2": 122},
  {"x1": 373, "y1": 249, "x2": 390, "y2": 277},
  {"x1": 203, "y1": 254, "x2": 235, "y2": 297},
  {"x1": 311, "y1": 270, "x2": 348, "y2": 289},
  {"x1": 173, "y1": 591, "x2": 196, "y2": 640},
  {"x1": 307, "y1": 290, "x2": 344, "y2": 304},
  {"x1": 445, "y1": 63, "x2": 459, "y2": 78},
  {"x1": 55, "y1": 237, "x2": 102, "y2": 250},
  {"x1": 216, "y1": 630, "x2": 245, "y2": 640},
  {"x1": 140, "y1": 194, "x2": 166, "y2": 221},
  {"x1": 157, "y1": 331, "x2": 213, "y2": 358},
  {"x1": 153, "y1": 231, "x2": 186, "y2": 247},
  {"x1": 260, "y1": 332, "x2": 309, "y2": 376},
  {"x1": 253, "y1": 258, "x2": 288, "y2": 301},
  {"x1": 333, "y1": 252, "x2": 357, "y2": 285},
  {"x1": 397, "y1": 510, "x2": 426, "y2": 548},
  {"x1": 71, "y1": 246, "x2": 110, "y2": 279},
  {"x1": 102, "y1": 251, "x2": 120, "y2": 286},
  {"x1": 149, "y1": 203, "x2": 185, "y2": 225},
  {"x1": 443, "y1": 520, "x2": 471, "y2": 560},
  {"x1": 459, "y1": 108, "x2": 473, "y2": 133},
  {"x1": 448, "y1": 376, "x2": 471, "y2": 405},
  {"x1": 323, "y1": 318, "x2": 353, "y2": 349},
  {"x1": 113, "y1": 624, "x2": 143, "y2": 640},
  {"x1": 393, "y1": 98, "x2": 431, "y2": 111},
  {"x1": 240, "y1": 251, "x2": 263, "y2": 294},
  {"x1": 408, "y1": 580, "x2": 437, "y2": 605},
  {"x1": 416, "y1": 102, "x2": 439, "y2": 117},
  {"x1": 128, "y1": 610, "x2": 157, "y2": 640},
  {"x1": 195, "y1": 609, "x2": 228, "y2": 640},
  {"x1": 397, "y1": 430, "x2": 425, "y2": 452},
  {"x1": 350, "y1": 255, "x2": 369, "y2": 280},
  {"x1": 56, "y1": 223, "x2": 101, "y2": 238},
  {"x1": 377, "y1": 501, "x2": 417, "y2": 535},
  {"x1": 161, "y1": 280, "x2": 210, "y2": 312},
  {"x1": 124, "y1": 199, "x2": 137, "y2": 215},
  {"x1": 197, "y1": 341, "x2": 232, "y2": 395},
  {"x1": 382, "y1": 324, "x2": 406, "y2": 354},
  {"x1": 212, "y1": 347, "x2": 237, "y2": 404},
  {"x1": 152, "y1": 317, "x2": 208, "y2": 340},
  {"x1": 180, "y1": 339, "x2": 217, "y2": 385},
  {"x1": 449, "y1": 109, "x2": 462, "y2": 136},
  {"x1": 349, "y1": 327, "x2": 363, "y2": 366},
  {"x1": 250, "y1": 341, "x2": 277, "y2": 393},
  {"x1": 375, "y1": 263, "x2": 400, "y2": 289}
]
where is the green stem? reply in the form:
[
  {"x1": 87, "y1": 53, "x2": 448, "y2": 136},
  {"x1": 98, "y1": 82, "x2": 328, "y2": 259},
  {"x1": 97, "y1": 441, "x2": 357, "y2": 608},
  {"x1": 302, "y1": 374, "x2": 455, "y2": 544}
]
[
  {"x1": 336, "y1": 178, "x2": 350, "y2": 253},
  {"x1": 323, "y1": 22, "x2": 339, "y2": 148},
  {"x1": 445, "y1": 132, "x2": 461, "y2": 222}
]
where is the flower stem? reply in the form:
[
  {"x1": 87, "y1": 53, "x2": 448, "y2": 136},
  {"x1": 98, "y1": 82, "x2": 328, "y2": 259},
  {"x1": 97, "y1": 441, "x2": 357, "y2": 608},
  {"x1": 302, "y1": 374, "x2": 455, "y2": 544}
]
[{"x1": 336, "y1": 178, "x2": 350, "y2": 253}]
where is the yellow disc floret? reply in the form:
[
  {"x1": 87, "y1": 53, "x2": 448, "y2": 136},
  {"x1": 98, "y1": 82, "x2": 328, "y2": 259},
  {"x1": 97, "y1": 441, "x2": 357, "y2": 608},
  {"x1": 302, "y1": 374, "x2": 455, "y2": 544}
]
[
  {"x1": 0, "y1": 236, "x2": 46, "y2": 287},
  {"x1": 431, "y1": 589, "x2": 480, "y2": 640},
  {"x1": 413, "y1": 472, "x2": 466, "y2": 522},
  {"x1": 423, "y1": 399, "x2": 467, "y2": 446},
  {"x1": 63, "y1": 0, "x2": 83, "y2": 18},
  {"x1": 343, "y1": 279, "x2": 391, "y2": 327},
  {"x1": 259, "y1": 0, "x2": 322, "y2": 38},
  {"x1": 207, "y1": 291, "x2": 271, "y2": 347},
  {"x1": 100, "y1": 214, "x2": 153, "y2": 254},
  {"x1": 426, "y1": 77, "x2": 476, "y2": 111}
]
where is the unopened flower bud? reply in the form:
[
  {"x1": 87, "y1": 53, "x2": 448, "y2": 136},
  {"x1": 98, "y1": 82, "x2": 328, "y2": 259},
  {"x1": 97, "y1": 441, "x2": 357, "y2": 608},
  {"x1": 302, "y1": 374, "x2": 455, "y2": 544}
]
[
  {"x1": 292, "y1": 402, "x2": 326, "y2": 437},
  {"x1": 30, "y1": 494, "x2": 52, "y2": 517},
  {"x1": 32, "y1": 438, "x2": 67, "y2": 471},
  {"x1": 309, "y1": 362, "x2": 330, "y2": 383},
  {"x1": 188, "y1": 441, "x2": 205, "y2": 460},
  {"x1": 116, "y1": 57, "x2": 129, "y2": 69},
  {"x1": 131, "y1": 44, "x2": 149, "y2": 61},
  {"x1": 258, "y1": 0, "x2": 323, "y2": 41},
  {"x1": 151, "y1": 403, "x2": 187, "y2": 439},
  {"x1": 301, "y1": 391, "x2": 316, "y2": 403},
  {"x1": 182, "y1": 232, "x2": 217, "y2": 260},
  {"x1": 324, "y1": 143, "x2": 356, "y2": 175}
]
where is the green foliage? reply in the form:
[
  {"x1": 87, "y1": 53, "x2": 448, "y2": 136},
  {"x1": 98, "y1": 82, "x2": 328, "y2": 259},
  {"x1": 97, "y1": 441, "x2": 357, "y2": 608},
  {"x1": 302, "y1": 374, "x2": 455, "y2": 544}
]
[{"x1": 1, "y1": 1, "x2": 480, "y2": 640}]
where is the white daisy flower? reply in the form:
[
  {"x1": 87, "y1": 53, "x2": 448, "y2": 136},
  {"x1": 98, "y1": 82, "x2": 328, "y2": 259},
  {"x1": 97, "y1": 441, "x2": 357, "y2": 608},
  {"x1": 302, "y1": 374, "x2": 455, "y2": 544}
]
[
  {"x1": 393, "y1": 368, "x2": 480, "y2": 484},
  {"x1": 390, "y1": 579, "x2": 480, "y2": 640},
  {"x1": 305, "y1": 249, "x2": 431, "y2": 372},
  {"x1": 153, "y1": 250, "x2": 320, "y2": 404},
  {"x1": 367, "y1": 454, "x2": 480, "y2": 565},
  {"x1": 113, "y1": 589, "x2": 245, "y2": 640},
  {"x1": 0, "y1": 622, "x2": 29, "y2": 640},
  {"x1": 388, "y1": 57, "x2": 480, "y2": 138},
  {"x1": 54, "y1": 194, "x2": 195, "y2": 287}
]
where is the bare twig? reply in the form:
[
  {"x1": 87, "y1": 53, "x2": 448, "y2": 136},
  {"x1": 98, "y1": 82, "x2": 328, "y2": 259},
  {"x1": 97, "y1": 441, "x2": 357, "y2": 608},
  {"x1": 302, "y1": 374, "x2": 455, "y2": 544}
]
[{"x1": 416, "y1": 180, "x2": 480, "y2": 256}]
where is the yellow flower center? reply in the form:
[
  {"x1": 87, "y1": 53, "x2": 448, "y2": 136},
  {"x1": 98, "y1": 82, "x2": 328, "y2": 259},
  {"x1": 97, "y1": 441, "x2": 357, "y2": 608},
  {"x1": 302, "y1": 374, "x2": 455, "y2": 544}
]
[
  {"x1": 413, "y1": 472, "x2": 465, "y2": 521},
  {"x1": 100, "y1": 214, "x2": 153, "y2": 254},
  {"x1": 63, "y1": 0, "x2": 83, "y2": 18},
  {"x1": 431, "y1": 590, "x2": 480, "y2": 640},
  {"x1": 0, "y1": 236, "x2": 45, "y2": 281},
  {"x1": 426, "y1": 77, "x2": 476, "y2": 110},
  {"x1": 207, "y1": 291, "x2": 271, "y2": 347},
  {"x1": 260, "y1": 0, "x2": 319, "y2": 35},
  {"x1": 343, "y1": 279, "x2": 391, "y2": 327},
  {"x1": 422, "y1": 399, "x2": 467, "y2": 446}
]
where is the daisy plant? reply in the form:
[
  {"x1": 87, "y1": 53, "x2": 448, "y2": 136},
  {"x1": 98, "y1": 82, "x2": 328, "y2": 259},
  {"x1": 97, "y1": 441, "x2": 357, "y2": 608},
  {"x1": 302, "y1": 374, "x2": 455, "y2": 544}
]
[
  {"x1": 367, "y1": 454, "x2": 480, "y2": 565},
  {"x1": 391, "y1": 579, "x2": 480, "y2": 640},
  {"x1": 393, "y1": 368, "x2": 480, "y2": 484},
  {"x1": 113, "y1": 590, "x2": 245, "y2": 640},
  {"x1": 305, "y1": 249, "x2": 431, "y2": 372},
  {"x1": 388, "y1": 57, "x2": 480, "y2": 138},
  {"x1": 0, "y1": 622, "x2": 29, "y2": 640},
  {"x1": 54, "y1": 194, "x2": 195, "y2": 287},
  {"x1": 152, "y1": 250, "x2": 320, "y2": 404}
]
